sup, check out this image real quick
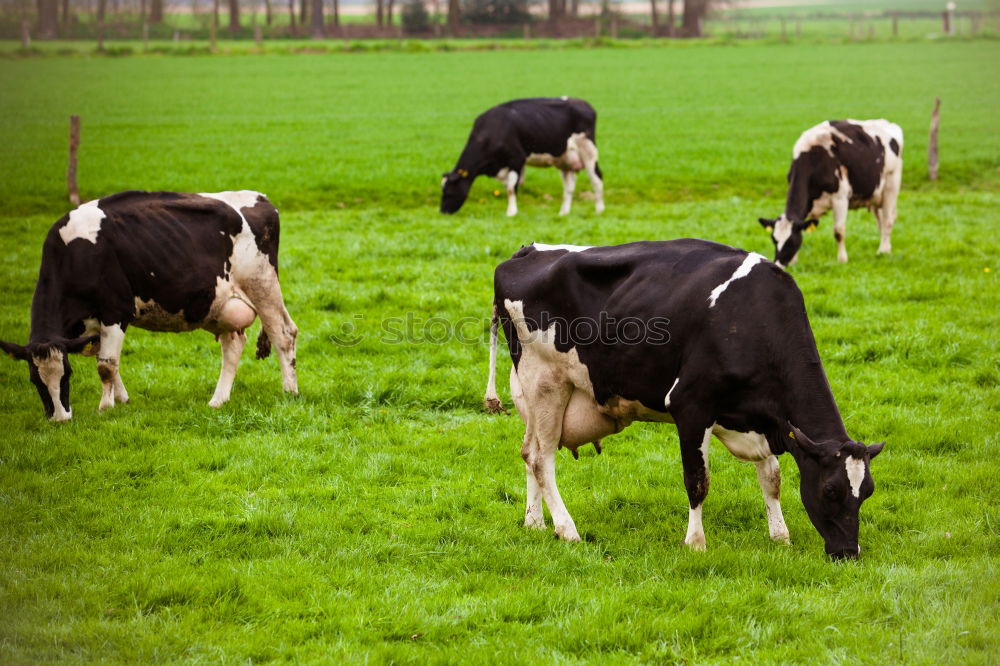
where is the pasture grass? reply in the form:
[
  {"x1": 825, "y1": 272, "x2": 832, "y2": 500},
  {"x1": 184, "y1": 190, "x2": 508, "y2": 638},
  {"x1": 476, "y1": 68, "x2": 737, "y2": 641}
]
[{"x1": 1, "y1": 41, "x2": 998, "y2": 662}]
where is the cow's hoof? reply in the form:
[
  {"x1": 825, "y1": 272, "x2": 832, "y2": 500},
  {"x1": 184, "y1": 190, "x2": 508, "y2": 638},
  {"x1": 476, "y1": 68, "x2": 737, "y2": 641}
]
[
  {"x1": 524, "y1": 514, "x2": 546, "y2": 530},
  {"x1": 771, "y1": 533, "x2": 792, "y2": 545},
  {"x1": 838, "y1": 254, "x2": 849, "y2": 263},
  {"x1": 683, "y1": 535, "x2": 706, "y2": 552},
  {"x1": 595, "y1": 202, "x2": 605, "y2": 214},
  {"x1": 98, "y1": 401, "x2": 114, "y2": 413},
  {"x1": 484, "y1": 397, "x2": 509, "y2": 415},
  {"x1": 555, "y1": 524, "x2": 581, "y2": 542},
  {"x1": 208, "y1": 398, "x2": 226, "y2": 409}
]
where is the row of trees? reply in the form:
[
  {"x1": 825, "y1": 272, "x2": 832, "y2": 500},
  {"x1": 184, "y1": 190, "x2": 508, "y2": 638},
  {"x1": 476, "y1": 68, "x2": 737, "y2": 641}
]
[{"x1": 25, "y1": 0, "x2": 711, "y2": 38}]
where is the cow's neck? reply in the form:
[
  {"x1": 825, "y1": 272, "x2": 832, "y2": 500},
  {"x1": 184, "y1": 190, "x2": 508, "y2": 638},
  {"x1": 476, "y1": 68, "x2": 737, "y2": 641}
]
[
  {"x1": 783, "y1": 169, "x2": 811, "y2": 223},
  {"x1": 28, "y1": 272, "x2": 69, "y2": 343},
  {"x1": 776, "y1": 328, "x2": 851, "y2": 448}
]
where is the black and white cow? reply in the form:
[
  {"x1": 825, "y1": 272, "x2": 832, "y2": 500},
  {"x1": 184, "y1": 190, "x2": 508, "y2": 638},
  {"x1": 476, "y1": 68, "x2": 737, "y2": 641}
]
[
  {"x1": 759, "y1": 119, "x2": 903, "y2": 267},
  {"x1": 0, "y1": 190, "x2": 299, "y2": 421},
  {"x1": 484, "y1": 240, "x2": 884, "y2": 559},
  {"x1": 441, "y1": 97, "x2": 605, "y2": 217}
]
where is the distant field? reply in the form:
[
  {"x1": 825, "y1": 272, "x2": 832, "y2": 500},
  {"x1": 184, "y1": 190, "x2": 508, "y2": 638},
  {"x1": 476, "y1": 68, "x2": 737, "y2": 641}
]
[{"x1": 0, "y1": 41, "x2": 998, "y2": 662}]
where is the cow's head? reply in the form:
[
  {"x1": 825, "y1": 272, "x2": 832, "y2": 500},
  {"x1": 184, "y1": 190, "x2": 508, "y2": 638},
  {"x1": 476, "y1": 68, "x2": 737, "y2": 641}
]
[
  {"x1": 758, "y1": 216, "x2": 818, "y2": 268},
  {"x1": 786, "y1": 423, "x2": 884, "y2": 559},
  {"x1": 0, "y1": 335, "x2": 98, "y2": 422},
  {"x1": 440, "y1": 169, "x2": 473, "y2": 214}
]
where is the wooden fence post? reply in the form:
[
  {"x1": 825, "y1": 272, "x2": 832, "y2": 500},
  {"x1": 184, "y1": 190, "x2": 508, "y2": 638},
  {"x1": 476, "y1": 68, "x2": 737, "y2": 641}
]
[
  {"x1": 143, "y1": 21, "x2": 149, "y2": 49},
  {"x1": 928, "y1": 98, "x2": 941, "y2": 181},
  {"x1": 795, "y1": 18, "x2": 801, "y2": 39},
  {"x1": 892, "y1": 13, "x2": 898, "y2": 37},
  {"x1": 67, "y1": 116, "x2": 81, "y2": 206},
  {"x1": 21, "y1": 20, "x2": 30, "y2": 48},
  {"x1": 254, "y1": 24, "x2": 263, "y2": 46},
  {"x1": 780, "y1": 17, "x2": 786, "y2": 41},
  {"x1": 611, "y1": 17, "x2": 618, "y2": 39}
]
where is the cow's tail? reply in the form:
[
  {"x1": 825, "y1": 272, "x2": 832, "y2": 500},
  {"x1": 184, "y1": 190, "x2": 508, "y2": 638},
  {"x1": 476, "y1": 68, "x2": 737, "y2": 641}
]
[
  {"x1": 484, "y1": 303, "x2": 508, "y2": 414},
  {"x1": 256, "y1": 329, "x2": 271, "y2": 360},
  {"x1": 594, "y1": 162, "x2": 603, "y2": 180}
]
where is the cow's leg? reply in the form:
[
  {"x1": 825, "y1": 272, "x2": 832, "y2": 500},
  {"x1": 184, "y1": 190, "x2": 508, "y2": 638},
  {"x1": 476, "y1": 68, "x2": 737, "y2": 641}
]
[
  {"x1": 559, "y1": 170, "x2": 577, "y2": 216},
  {"x1": 755, "y1": 455, "x2": 791, "y2": 544},
  {"x1": 520, "y1": 376, "x2": 577, "y2": 541},
  {"x1": 677, "y1": 420, "x2": 712, "y2": 551},
  {"x1": 250, "y1": 285, "x2": 299, "y2": 396},
  {"x1": 832, "y1": 195, "x2": 849, "y2": 263},
  {"x1": 509, "y1": 367, "x2": 545, "y2": 529},
  {"x1": 579, "y1": 138, "x2": 604, "y2": 214},
  {"x1": 878, "y1": 170, "x2": 902, "y2": 255},
  {"x1": 97, "y1": 323, "x2": 127, "y2": 412},
  {"x1": 505, "y1": 170, "x2": 520, "y2": 217},
  {"x1": 209, "y1": 330, "x2": 247, "y2": 408}
]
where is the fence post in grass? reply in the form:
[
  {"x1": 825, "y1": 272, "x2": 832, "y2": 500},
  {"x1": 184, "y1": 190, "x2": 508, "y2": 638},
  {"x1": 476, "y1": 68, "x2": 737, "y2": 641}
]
[
  {"x1": 211, "y1": 0, "x2": 219, "y2": 51},
  {"x1": 67, "y1": 115, "x2": 81, "y2": 206},
  {"x1": 255, "y1": 24, "x2": 263, "y2": 46},
  {"x1": 892, "y1": 12, "x2": 898, "y2": 37},
  {"x1": 611, "y1": 16, "x2": 618, "y2": 38},
  {"x1": 143, "y1": 21, "x2": 149, "y2": 49},
  {"x1": 523, "y1": 22, "x2": 530, "y2": 39},
  {"x1": 928, "y1": 97, "x2": 941, "y2": 181},
  {"x1": 780, "y1": 17, "x2": 786, "y2": 41},
  {"x1": 594, "y1": 16, "x2": 600, "y2": 37},
  {"x1": 20, "y1": 20, "x2": 30, "y2": 48},
  {"x1": 795, "y1": 18, "x2": 801, "y2": 39}
]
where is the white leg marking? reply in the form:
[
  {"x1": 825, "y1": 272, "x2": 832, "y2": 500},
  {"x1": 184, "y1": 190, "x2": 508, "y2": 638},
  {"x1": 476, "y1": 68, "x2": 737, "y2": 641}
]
[
  {"x1": 483, "y1": 306, "x2": 500, "y2": 408},
  {"x1": 755, "y1": 456, "x2": 791, "y2": 543},
  {"x1": 97, "y1": 324, "x2": 126, "y2": 413},
  {"x1": 559, "y1": 170, "x2": 576, "y2": 216},
  {"x1": 878, "y1": 168, "x2": 901, "y2": 254},
  {"x1": 833, "y1": 195, "x2": 849, "y2": 263},
  {"x1": 684, "y1": 427, "x2": 711, "y2": 551},
  {"x1": 209, "y1": 330, "x2": 247, "y2": 408},
  {"x1": 510, "y1": 367, "x2": 545, "y2": 529},
  {"x1": 580, "y1": 138, "x2": 604, "y2": 214},
  {"x1": 505, "y1": 170, "x2": 519, "y2": 217},
  {"x1": 707, "y1": 253, "x2": 766, "y2": 308}
]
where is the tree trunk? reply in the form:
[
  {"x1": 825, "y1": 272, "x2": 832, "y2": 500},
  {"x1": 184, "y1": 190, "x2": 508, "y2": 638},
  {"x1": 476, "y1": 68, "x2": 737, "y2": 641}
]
[
  {"x1": 310, "y1": 0, "x2": 323, "y2": 36},
  {"x1": 330, "y1": 0, "x2": 338, "y2": 28},
  {"x1": 666, "y1": 0, "x2": 674, "y2": 35},
  {"x1": 300, "y1": 0, "x2": 307, "y2": 24},
  {"x1": 228, "y1": 0, "x2": 240, "y2": 31},
  {"x1": 387, "y1": 0, "x2": 394, "y2": 27},
  {"x1": 149, "y1": 0, "x2": 163, "y2": 23},
  {"x1": 650, "y1": 0, "x2": 658, "y2": 34},
  {"x1": 288, "y1": 0, "x2": 296, "y2": 29},
  {"x1": 96, "y1": 0, "x2": 106, "y2": 49},
  {"x1": 681, "y1": 0, "x2": 707, "y2": 37},
  {"x1": 264, "y1": 0, "x2": 272, "y2": 25},
  {"x1": 36, "y1": 0, "x2": 58, "y2": 38},
  {"x1": 59, "y1": 0, "x2": 69, "y2": 32},
  {"x1": 447, "y1": 0, "x2": 459, "y2": 29},
  {"x1": 211, "y1": 0, "x2": 219, "y2": 48},
  {"x1": 376, "y1": 0, "x2": 383, "y2": 27},
  {"x1": 570, "y1": 0, "x2": 578, "y2": 17}
]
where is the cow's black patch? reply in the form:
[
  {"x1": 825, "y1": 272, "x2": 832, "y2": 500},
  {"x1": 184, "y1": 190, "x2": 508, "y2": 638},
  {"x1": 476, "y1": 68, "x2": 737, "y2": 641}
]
[{"x1": 889, "y1": 137, "x2": 900, "y2": 156}]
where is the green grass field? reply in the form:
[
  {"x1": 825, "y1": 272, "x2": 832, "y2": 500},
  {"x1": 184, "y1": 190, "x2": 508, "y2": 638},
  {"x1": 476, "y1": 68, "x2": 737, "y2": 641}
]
[{"x1": 1, "y1": 40, "x2": 998, "y2": 662}]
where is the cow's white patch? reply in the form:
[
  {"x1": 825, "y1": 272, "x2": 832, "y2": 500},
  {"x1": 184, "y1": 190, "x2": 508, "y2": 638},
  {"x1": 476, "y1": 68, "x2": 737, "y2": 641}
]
[
  {"x1": 712, "y1": 424, "x2": 772, "y2": 462},
  {"x1": 198, "y1": 190, "x2": 262, "y2": 213},
  {"x1": 34, "y1": 349, "x2": 70, "y2": 422},
  {"x1": 496, "y1": 168, "x2": 510, "y2": 181},
  {"x1": 532, "y1": 243, "x2": 592, "y2": 253},
  {"x1": 793, "y1": 121, "x2": 853, "y2": 159},
  {"x1": 664, "y1": 377, "x2": 680, "y2": 409},
  {"x1": 707, "y1": 253, "x2": 766, "y2": 308},
  {"x1": 845, "y1": 456, "x2": 866, "y2": 498},
  {"x1": 59, "y1": 200, "x2": 105, "y2": 245},
  {"x1": 773, "y1": 216, "x2": 793, "y2": 252}
]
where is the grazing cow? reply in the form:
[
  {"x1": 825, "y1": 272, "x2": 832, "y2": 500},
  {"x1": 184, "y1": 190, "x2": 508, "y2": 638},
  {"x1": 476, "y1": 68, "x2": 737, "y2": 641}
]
[
  {"x1": 441, "y1": 97, "x2": 605, "y2": 217},
  {"x1": 484, "y1": 240, "x2": 884, "y2": 559},
  {"x1": 758, "y1": 119, "x2": 903, "y2": 267},
  {"x1": 0, "y1": 190, "x2": 299, "y2": 422}
]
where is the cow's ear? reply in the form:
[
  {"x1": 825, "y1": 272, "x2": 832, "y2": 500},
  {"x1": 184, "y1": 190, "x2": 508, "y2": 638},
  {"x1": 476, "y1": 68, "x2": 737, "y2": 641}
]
[
  {"x1": 457, "y1": 168, "x2": 469, "y2": 178},
  {"x1": 794, "y1": 218, "x2": 819, "y2": 232},
  {"x1": 787, "y1": 422, "x2": 824, "y2": 458},
  {"x1": 0, "y1": 340, "x2": 30, "y2": 361},
  {"x1": 758, "y1": 217, "x2": 776, "y2": 230},
  {"x1": 64, "y1": 335, "x2": 100, "y2": 356},
  {"x1": 867, "y1": 442, "x2": 885, "y2": 460}
]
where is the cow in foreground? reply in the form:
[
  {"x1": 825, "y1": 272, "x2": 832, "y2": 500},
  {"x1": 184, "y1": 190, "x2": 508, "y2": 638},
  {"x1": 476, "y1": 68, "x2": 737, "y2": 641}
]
[
  {"x1": 759, "y1": 119, "x2": 903, "y2": 267},
  {"x1": 0, "y1": 190, "x2": 298, "y2": 421},
  {"x1": 484, "y1": 241, "x2": 884, "y2": 559},
  {"x1": 441, "y1": 97, "x2": 605, "y2": 217}
]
